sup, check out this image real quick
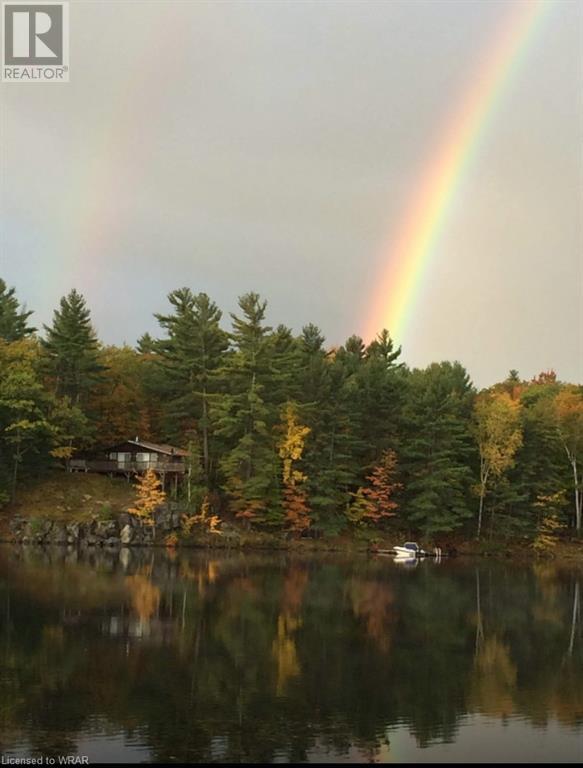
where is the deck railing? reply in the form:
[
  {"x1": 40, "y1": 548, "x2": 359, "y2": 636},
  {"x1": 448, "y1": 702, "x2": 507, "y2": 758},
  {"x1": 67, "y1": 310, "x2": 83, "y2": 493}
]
[{"x1": 69, "y1": 459, "x2": 186, "y2": 474}]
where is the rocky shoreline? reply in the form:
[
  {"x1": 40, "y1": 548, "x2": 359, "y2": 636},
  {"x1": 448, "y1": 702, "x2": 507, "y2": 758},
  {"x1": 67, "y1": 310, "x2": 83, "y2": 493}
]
[{"x1": 6, "y1": 505, "x2": 182, "y2": 547}]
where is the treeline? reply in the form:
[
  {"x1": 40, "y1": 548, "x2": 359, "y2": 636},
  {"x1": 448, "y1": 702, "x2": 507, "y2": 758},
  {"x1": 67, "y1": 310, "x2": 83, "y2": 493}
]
[{"x1": 0, "y1": 278, "x2": 581, "y2": 541}]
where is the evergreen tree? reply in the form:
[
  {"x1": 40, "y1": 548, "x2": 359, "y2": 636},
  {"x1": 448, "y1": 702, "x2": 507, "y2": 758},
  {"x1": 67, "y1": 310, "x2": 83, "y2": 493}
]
[
  {"x1": 155, "y1": 289, "x2": 228, "y2": 480},
  {"x1": 216, "y1": 293, "x2": 280, "y2": 525},
  {"x1": 136, "y1": 332, "x2": 157, "y2": 354},
  {"x1": 265, "y1": 324, "x2": 300, "y2": 405},
  {"x1": 359, "y1": 329, "x2": 404, "y2": 465},
  {"x1": 42, "y1": 289, "x2": 103, "y2": 404},
  {"x1": 0, "y1": 279, "x2": 35, "y2": 341},
  {"x1": 400, "y1": 362, "x2": 476, "y2": 536},
  {"x1": 302, "y1": 346, "x2": 360, "y2": 533}
]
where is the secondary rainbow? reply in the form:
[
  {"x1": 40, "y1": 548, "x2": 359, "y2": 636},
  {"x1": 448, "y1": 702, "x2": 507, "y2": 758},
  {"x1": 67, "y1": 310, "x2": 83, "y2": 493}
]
[{"x1": 365, "y1": 0, "x2": 553, "y2": 346}]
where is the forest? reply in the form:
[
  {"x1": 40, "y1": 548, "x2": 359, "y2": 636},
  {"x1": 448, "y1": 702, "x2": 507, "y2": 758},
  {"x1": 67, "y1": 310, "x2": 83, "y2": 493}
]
[{"x1": 0, "y1": 277, "x2": 581, "y2": 544}]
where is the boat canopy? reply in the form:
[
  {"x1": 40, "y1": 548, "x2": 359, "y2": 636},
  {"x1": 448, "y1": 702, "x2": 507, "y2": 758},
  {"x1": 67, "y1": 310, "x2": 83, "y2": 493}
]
[{"x1": 403, "y1": 542, "x2": 419, "y2": 551}]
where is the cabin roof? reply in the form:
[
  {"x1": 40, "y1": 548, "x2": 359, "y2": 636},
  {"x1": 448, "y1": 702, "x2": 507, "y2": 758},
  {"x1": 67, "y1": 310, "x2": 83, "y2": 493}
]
[{"x1": 108, "y1": 439, "x2": 189, "y2": 457}]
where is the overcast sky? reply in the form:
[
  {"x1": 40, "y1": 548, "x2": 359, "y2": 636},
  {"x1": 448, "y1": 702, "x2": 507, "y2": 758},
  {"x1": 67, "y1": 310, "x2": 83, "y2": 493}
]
[{"x1": 1, "y1": 0, "x2": 581, "y2": 387}]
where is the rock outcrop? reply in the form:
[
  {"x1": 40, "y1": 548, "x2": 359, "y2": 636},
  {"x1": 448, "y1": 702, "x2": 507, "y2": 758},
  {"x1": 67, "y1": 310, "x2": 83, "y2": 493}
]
[{"x1": 6, "y1": 503, "x2": 181, "y2": 547}]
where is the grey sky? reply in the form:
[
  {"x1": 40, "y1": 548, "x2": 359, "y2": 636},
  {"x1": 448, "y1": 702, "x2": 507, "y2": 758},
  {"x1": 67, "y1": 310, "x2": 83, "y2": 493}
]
[{"x1": 1, "y1": 0, "x2": 581, "y2": 386}]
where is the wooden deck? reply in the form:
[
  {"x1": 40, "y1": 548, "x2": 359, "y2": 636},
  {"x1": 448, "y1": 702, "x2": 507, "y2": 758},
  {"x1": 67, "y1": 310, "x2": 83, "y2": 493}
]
[{"x1": 69, "y1": 459, "x2": 186, "y2": 475}]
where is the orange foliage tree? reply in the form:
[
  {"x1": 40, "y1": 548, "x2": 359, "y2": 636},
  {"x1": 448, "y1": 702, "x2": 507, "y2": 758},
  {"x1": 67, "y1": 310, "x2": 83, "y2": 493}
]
[
  {"x1": 349, "y1": 449, "x2": 401, "y2": 524},
  {"x1": 128, "y1": 469, "x2": 166, "y2": 530},
  {"x1": 182, "y1": 494, "x2": 222, "y2": 536}
]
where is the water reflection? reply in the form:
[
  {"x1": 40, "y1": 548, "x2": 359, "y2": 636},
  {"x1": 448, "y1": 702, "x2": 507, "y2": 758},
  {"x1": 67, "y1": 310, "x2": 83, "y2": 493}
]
[{"x1": 0, "y1": 546, "x2": 581, "y2": 763}]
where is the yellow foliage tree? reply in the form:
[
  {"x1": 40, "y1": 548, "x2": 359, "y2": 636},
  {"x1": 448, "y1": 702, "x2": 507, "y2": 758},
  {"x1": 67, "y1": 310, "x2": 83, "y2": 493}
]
[
  {"x1": 128, "y1": 469, "x2": 166, "y2": 528},
  {"x1": 278, "y1": 403, "x2": 311, "y2": 535},
  {"x1": 182, "y1": 494, "x2": 222, "y2": 536},
  {"x1": 533, "y1": 492, "x2": 566, "y2": 554},
  {"x1": 474, "y1": 392, "x2": 523, "y2": 538}
]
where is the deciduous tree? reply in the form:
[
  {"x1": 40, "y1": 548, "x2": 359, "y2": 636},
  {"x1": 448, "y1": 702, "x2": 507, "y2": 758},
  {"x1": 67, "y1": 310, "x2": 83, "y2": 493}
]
[
  {"x1": 278, "y1": 402, "x2": 311, "y2": 534},
  {"x1": 349, "y1": 449, "x2": 401, "y2": 525},
  {"x1": 554, "y1": 387, "x2": 583, "y2": 532},
  {"x1": 129, "y1": 469, "x2": 166, "y2": 530},
  {"x1": 474, "y1": 392, "x2": 523, "y2": 539}
]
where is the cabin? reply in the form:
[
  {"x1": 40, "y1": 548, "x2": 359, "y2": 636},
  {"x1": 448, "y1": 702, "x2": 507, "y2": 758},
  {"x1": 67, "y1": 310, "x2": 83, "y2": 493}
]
[{"x1": 69, "y1": 439, "x2": 188, "y2": 478}]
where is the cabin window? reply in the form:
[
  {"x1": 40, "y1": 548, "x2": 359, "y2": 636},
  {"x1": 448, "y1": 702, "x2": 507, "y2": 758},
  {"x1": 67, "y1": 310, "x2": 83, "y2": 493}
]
[
  {"x1": 108, "y1": 452, "x2": 131, "y2": 462},
  {"x1": 136, "y1": 452, "x2": 157, "y2": 464}
]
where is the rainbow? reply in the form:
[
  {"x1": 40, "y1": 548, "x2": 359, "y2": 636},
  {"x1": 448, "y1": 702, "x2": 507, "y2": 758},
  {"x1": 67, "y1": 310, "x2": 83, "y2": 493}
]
[{"x1": 365, "y1": 0, "x2": 553, "y2": 347}]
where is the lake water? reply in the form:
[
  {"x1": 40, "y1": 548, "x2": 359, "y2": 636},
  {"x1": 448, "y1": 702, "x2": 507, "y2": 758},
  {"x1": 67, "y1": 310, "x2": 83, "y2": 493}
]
[{"x1": 0, "y1": 545, "x2": 581, "y2": 763}]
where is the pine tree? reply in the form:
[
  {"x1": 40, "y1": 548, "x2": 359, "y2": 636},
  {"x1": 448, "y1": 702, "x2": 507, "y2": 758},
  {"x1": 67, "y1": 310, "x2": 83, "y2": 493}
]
[
  {"x1": 42, "y1": 289, "x2": 103, "y2": 404},
  {"x1": 358, "y1": 329, "x2": 404, "y2": 466},
  {"x1": 400, "y1": 362, "x2": 476, "y2": 536},
  {"x1": 0, "y1": 279, "x2": 35, "y2": 341},
  {"x1": 155, "y1": 289, "x2": 228, "y2": 480},
  {"x1": 265, "y1": 324, "x2": 300, "y2": 406},
  {"x1": 136, "y1": 332, "x2": 157, "y2": 354},
  {"x1": 216, "y1": 293, "x2": 279, "y2": 525},
  {"x1": 295, "y1": 328, "x2": 360, "y2": 533}
]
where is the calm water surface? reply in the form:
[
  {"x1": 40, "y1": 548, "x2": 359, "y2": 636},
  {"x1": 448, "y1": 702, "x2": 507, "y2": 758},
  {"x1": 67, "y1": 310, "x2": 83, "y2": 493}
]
[{"x1": 0, "y1": 545, "x2": 581, "y2": 763}]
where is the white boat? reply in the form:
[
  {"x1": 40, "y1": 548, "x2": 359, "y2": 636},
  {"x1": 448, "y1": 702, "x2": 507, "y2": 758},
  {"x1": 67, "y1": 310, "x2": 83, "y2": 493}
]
[
  {"x1": 393, "y1": 541, "x2": 425, "y2": 558},
  {"x1": 393, "y1": 555, "x2": 418, "y2": 567}
]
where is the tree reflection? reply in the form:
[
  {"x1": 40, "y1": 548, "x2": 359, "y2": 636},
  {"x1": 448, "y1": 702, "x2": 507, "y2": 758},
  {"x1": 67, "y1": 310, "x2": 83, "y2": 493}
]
[{"x1": 0, "y1": 548, "x2": 580, "y2": 762}]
